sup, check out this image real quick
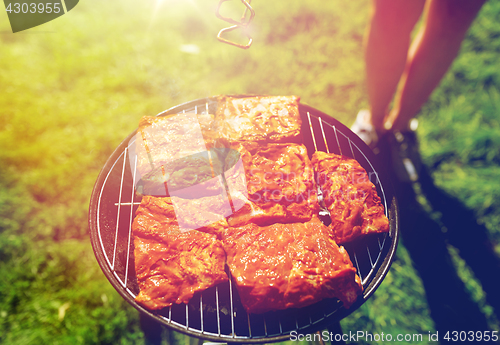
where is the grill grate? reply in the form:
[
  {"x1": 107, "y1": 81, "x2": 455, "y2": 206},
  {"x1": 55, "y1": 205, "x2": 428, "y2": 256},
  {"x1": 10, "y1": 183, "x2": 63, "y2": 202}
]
[{"x1": 89, "y1": 96, "x2": 399, "y2": 343}]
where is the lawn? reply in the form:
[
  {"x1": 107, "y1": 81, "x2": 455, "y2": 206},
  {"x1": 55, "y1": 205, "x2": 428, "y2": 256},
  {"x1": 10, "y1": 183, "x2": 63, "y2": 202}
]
[{"x1": 0, "y1": 0, "x2": 499, "y2": 344}]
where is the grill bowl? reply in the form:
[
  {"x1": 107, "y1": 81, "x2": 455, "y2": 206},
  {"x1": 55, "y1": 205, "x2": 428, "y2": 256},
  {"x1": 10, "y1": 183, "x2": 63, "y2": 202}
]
[{"x1": 89, "y1": 96, "x2": 399, "y2": 343}]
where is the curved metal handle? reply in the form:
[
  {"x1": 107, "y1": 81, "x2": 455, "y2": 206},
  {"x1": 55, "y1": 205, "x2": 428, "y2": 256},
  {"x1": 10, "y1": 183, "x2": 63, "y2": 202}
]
[
  {"x1": 216, "y1": 0, "x2": 255, "y2": 49},
  {"x1": 217, "y1": 25, "x2": 253, "y2": 49}
]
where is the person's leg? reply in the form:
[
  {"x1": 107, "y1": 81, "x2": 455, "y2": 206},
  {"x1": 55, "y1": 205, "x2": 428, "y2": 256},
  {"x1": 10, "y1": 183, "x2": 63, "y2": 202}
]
[
  {"x1": 364, "y1": 0, "x2": 425, "y2": 131},
  {"x1": 385, "y1": 0, "x2": 487, "y2": 131}
]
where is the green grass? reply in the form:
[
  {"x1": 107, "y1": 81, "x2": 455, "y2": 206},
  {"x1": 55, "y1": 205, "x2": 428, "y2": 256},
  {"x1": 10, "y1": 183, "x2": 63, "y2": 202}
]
[{"x1": 0, "y1": 0, "x2": 499, "y2": 344}]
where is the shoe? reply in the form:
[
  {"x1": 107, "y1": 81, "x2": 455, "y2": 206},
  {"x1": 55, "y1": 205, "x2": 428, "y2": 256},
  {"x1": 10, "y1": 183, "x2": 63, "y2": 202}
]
[
  {"x1": 393, "y1": 130, "x2": 421, "y2": 182},
  {"x1": 352, "y1": 110, "x2": 422, "y2": 183},
  {"x1": 375, "y1": 127, "x2": 422, "y2": 183},
  {"x1": 350, "y1": 109, "x2": 379, "y2": 148}
]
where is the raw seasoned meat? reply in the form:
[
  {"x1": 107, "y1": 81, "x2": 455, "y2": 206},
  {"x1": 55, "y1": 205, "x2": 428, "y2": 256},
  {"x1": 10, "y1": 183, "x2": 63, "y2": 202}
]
[
  {"x1": 224, "y1": 142, "x2": 319, "y2": 226},
  {"x1": 312, "y1": 151, "x2": 389, "y2": 244},
  {"x1": 134, "y1": 113, "x2": 223, "y2": 197},
  {"x1": 132, "y1": 196, "x2": 228, "y2": 310},
  {"x1": 214, "y1": 95, "x2": 302, "y2": 145},
  {"x1": 222, "y1": 216, "x2": 362, "y2": 314}
]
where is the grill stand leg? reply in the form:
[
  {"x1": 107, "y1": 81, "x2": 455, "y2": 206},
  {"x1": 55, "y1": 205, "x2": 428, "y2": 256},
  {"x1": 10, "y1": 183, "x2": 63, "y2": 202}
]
[
  {"x1": 328, "y1": 322, "x2": 346, "y2": 344},
  {"x1": 140, "y1": 313, "x2": 163, "y2": 345}
]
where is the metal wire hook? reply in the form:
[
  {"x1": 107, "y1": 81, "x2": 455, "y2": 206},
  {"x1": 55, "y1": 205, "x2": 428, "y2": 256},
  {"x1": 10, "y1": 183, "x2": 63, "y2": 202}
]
[
  {"x1": 216, "y1": 0, "x2": 255, "y2": 49},
  {"x1": 217, "y1": 25, "x2": 253, "y2": 49}
]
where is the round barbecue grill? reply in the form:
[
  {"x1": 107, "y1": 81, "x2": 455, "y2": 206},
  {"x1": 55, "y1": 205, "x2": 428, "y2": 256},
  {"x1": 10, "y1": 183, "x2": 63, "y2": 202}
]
[{"x1": 89, "y1": 96, "x2": 399, "y2": 343}]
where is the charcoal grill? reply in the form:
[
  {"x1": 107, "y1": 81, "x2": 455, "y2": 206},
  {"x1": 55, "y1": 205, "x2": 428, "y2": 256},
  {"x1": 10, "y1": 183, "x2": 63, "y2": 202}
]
[{"x1": 88, "y1": 96, "x2": 399, "y2": 343}]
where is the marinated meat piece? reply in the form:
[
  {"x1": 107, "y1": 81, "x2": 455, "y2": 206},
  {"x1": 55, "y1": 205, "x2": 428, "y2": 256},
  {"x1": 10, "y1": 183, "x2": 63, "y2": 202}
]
[
  {"x1": 170, "y1": 194, "x2": 232, "y2": 238},
  {"x1": 133, "y1": 195, "x2": 229, "y2": 238},
  {"x1": 224, "y1": 142, "x2": 319, "y2": 226},
  {"x1": 312, "y1": 151, "x2": 389, "y2": 244},
  {"x1": 132, "y1": 196, "x2": 228, "y2": 310},
  {"x1": 223, "y1": 216, "x2": 363, "y2": 314},
  {"x1": 134, "y1": 113, "x2": 223, "y2": 197},
  {"x1": 215, "y1": 95, "x2": 302, "y2": 145}
]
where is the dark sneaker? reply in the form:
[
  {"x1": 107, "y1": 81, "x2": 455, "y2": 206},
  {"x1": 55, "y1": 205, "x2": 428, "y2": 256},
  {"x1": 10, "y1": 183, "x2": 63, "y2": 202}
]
[{"x1": 375, "y1": 128, "x2": 422, "y2": 183}]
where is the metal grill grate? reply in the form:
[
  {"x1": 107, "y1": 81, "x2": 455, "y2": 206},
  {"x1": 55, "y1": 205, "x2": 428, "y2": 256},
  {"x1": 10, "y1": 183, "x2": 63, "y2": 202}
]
[{"x1": 89, "y1": 96, "x2": 398, "y2": 343}]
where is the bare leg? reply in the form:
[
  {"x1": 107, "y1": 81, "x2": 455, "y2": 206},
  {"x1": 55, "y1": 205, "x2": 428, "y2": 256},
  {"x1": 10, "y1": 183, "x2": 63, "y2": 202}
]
[
  {"x1": 386, "y1": 0, "x2": 487, "y2": 131},
  {"x1": 364, "y1": 0, "x2": 425, "y2": 131}
]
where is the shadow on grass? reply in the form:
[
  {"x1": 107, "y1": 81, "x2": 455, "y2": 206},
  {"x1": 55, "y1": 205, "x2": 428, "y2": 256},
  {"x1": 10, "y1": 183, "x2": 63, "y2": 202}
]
[
  {"x1": 377, "y1": 131, "x2": 500, "y2": 340},
  {"x1": 419, "y1": 164, "x2": 500, "y2": 323}
]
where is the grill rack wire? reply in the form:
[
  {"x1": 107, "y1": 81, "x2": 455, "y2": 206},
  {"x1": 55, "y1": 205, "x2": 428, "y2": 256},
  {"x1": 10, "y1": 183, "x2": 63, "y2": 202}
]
[{"x1": 89, "y1": 96, "x2": 399, "y2": 343}]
